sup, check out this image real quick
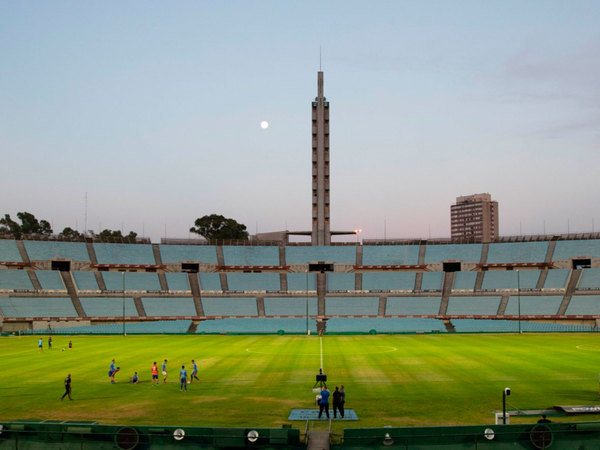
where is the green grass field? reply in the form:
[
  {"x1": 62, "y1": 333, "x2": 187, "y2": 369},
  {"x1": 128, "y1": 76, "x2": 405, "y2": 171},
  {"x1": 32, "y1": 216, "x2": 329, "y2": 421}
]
[{"x1": 1, "y1": 333, "x2": 600, "y2": 433}]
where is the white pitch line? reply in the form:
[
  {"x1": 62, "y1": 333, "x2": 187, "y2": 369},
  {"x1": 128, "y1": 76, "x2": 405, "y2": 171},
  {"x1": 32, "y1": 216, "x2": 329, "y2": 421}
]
[{"x1": 320, "y1": 336, "x2": 324, "y2": 371}]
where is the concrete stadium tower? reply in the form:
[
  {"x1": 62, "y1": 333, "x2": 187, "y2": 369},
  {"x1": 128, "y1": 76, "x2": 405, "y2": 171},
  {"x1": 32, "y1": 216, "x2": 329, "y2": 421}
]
[{"x1": 311, "y1": 71, "x2": 331, "y2": 245}]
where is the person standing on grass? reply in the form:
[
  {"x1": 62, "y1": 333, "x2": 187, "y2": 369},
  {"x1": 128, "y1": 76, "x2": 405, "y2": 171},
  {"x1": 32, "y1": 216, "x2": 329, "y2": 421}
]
[
  {"x1": 109, "y1": 359, "x2": 119, "y2": 383},
  {"x1": 332, "y1": 386, "x2": 342, "y2": 419},
  {"x1": 339, "y1": 385, "x2": 346, "y2": 418},
  {"x1": 48, "y1": 336, "x2": 52, "y2": 349},
  {"x1": 61, "y1": 374, "x2": 72, "y2": 400},
  {"x1": 179, "y1": 365, "x2": 187, "y2": 391},
  {"x1": 151, "y1": 362, "x2": 159, "y2": 386},
  {"x1": 190, "y1": 360, "x2": 200, "y2": 383},
  {"x1": 38, "y1": 337, "x2": 43, "y2": 352},
  {"x1": 68, "y1": 340, "x2": 72, "y2": 351},
  {"x1": 162, "y1": 359, "x2": 168, "y2": 383},
  {"x1": 318, "y1": 385, "x2": 330, "y2": 419}
]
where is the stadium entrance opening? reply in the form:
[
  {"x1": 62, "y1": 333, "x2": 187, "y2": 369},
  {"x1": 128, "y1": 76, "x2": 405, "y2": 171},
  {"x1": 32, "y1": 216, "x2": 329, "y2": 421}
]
[
  {"x1": 443, "y1": 262, "x2": 461, "y2": 272},
  {"x1": 572, "y1": 258, "x2": 591, "y2": 270},
  {"x1": 309, "y1": 262, "x2": 334, "y2": 272},
  {"x1": 182, "y1": 263, "x2": 199, "y2": 273},
  {"x1": 51, "y1": 260, "x2": 70, "y2": 271}
]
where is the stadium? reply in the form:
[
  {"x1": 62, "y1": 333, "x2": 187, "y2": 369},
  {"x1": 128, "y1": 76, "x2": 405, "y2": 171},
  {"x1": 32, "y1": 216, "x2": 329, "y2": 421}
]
[{"x1": 2, "y1": 46, "x2": 600, "y2": 449}]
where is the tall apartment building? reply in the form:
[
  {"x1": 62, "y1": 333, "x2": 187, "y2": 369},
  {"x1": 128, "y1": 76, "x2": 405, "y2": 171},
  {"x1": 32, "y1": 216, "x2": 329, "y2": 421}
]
[{"x1": 450, "y1": 193, "x2": 498, "y2": 242}]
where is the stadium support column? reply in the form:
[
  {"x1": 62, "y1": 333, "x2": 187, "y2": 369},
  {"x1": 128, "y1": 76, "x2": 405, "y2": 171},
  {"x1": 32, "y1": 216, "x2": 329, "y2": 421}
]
[{"x1": 311, "y1": 71, "x2": 331, "y2": 246}]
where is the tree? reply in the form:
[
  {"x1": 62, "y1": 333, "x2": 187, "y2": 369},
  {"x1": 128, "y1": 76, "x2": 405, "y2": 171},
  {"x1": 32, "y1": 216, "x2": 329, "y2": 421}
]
[
  {"x1": 58, "y1": 227, "x2": 85, "y2": 240},
  {"x1": 95, "y1": 229, "x2": 138, "y2": 241},
  {"x1": 0, "y1": 212, "x2": 53, "y2": 239},
  {"x1": 190, "y1": 214, "x2": 249, "y2": 241}
]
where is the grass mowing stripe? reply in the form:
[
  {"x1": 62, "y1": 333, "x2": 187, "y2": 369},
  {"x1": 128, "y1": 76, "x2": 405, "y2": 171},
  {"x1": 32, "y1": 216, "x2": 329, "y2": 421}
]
[{"x1": 2, "y1": 333, "x2": 600, "y2": 429}]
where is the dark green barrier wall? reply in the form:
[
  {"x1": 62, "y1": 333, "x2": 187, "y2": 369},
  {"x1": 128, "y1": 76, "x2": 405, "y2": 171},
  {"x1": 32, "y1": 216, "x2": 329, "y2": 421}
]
[
  {"x1": 340, "y1": 422, "x2": 600, "y2": 449},
  {"x1": 0, "y1": 421, "x2": 301, "y2": 449}
]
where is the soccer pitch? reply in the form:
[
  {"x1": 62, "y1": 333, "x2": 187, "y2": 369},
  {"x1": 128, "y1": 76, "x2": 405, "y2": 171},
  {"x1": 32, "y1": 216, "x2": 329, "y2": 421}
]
[{"x1": 1, "y1": 333, "x2": 600, "y2": 431}]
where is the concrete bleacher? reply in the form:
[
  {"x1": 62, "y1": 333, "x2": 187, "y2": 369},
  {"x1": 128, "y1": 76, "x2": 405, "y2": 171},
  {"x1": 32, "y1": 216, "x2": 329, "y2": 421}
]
[
  {"x1": 578, "y1": 268, "x2": 600, "y2": 290},
  {"x1": 72, "y1": 271, "x2": 100, "y2": 291},
  {"x1": 452, "y1": 318, "x2": 594, "y2": 333},
  {"x1": 158, "y1": 245, "x2": 218, "y2": 263},
  {"x1": 93, "y1": 243, "x2": 156, "y2": 265},
  {"x1": 503, "y1": 295, "x2": 563, "y2": 315},
  {"x1": 30, "y1": 320, "x2": 193, "y2": 334},
  {"x1": 285, "y1": 246, "x2": 356, "y2": 264},
  {"x1": 481, "y1": 271, "x2": 517, "y2": 291},
  {"x1": 424, "y1": 243, "x2": 482, "y2": 263},
  {"x1": 142, "y1": 297, "x2": 197, "y2": 316},
  {"x1": 446, "y1": 296, "x2": 502, "y2": 315},
  {"x1": 452, "y1": 272, "x2": 478, "y2": 291},
  {"x1": 325, "y1": 297, "x2": 379, "y2": 315},
  {"x1": 287, "y1": 273, "x2": 316, "y2": 291},
  {"x1": 486, "y1": 241, "x2": 549, "y2": 263},
  {"x1": 362, "y1": 272, "x2": 415, "y2": 291},
  {"x1": 0, "y1": 270, "x2": 34, "y2": 290},
  {"x1": 327, "y1": 273, "x2": 356, "y2": 291},
  {"x1": 420, "y1": 272, "x2": 443, "y2": 291},
  {"x1": 0, "y1": 240, "x2": 22, "y2": 262},
  {"x1": 196, "y1": 318, "x2": 314, "y2": 333},
  {"x1": 24, "y1": 241, "x2": 89, "y2": 261},
  {"x1": 201, "y1": 297, "x2": 258, "y2": 316},
  {"x1": 386, "y1": 297, "x2": 441, "y2": 315},
  {"x1": 35, "y1": 270, "x2": 65, "y2": 290},
  {"x1": 565, "y1": 295, "x2": 600, "y2": 315},
  {"x1": 79, "y1": 297, "x2": 138, "y2": 316},
  {"x1": 0, "y1": 297, "x2": 78, "y2": 317},
  {"x1": 226, "y1": 273, "x2": 281, "y2": 291},
  {"x1": 362, "y1": 245, "x2": 419, "y2": 265},
  {"x1": 263, "y1": 297, "x2": 318, "y2": 316},
  {"x1": 102, "y1": 271, "x2": 161, "y2": 291},
  {"x1": 164, "y1": 273, "x2": 190, "y2": 291},
  {"x1": 553, "y1": 239, "x2": 600, "y2": 260},
  {"x1": 326, "y1": 317, "x2": 446, "y2": 333},
  {"x1": 222, "y1": 246, "x2": 280, "y2": 266},
  {"x1": 543, "y1": 269, "x2": 570, "y2": 289},
  {"x1": 198, "y1": 273, "x2": 223, "y2": 291}
]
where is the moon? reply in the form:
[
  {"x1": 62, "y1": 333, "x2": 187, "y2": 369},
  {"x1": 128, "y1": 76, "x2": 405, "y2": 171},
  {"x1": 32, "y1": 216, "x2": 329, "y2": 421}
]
[{"x1": 260, "y1": 120, "x2": 269, "y2": 129}]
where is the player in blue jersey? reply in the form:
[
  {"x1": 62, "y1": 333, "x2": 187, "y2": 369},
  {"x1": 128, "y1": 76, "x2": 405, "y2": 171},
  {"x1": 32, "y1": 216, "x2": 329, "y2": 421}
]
[
  {"x1": 179, "y1": 365, "x2": 187, "y2": 391},
  {"x1": 108, "y1": 359, "x2": 120, "y2": 383},
  {"x1": 162, "y1": 359, "x2": 168, "y2": 383},
  {"x1": 190, "y1": 360, "x2": 200, "y2": 383}
]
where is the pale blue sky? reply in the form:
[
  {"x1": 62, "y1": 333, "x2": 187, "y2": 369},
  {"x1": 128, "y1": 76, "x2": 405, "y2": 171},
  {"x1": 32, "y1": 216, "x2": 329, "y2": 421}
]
[{"x1": 1, "y1": 1, "x2": 599, "y2": 242}]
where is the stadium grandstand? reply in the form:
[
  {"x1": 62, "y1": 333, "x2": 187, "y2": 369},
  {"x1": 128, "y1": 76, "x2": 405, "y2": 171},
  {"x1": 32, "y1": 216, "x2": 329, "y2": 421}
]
[{"x1": 2, "y1": 234, "x2": 600, "y2": 335}]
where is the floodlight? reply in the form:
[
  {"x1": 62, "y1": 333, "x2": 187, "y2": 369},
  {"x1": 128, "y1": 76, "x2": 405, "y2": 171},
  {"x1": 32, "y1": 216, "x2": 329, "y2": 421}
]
[
  {"x1": 173, "y1": 429, "x2": 185, "y2": 441},
  {"x1": 247, "y1": 430, "x2": 259, "y2": 443},
  {"x1": 382, "y1": 432, "x2": 394, "y2": 446}
]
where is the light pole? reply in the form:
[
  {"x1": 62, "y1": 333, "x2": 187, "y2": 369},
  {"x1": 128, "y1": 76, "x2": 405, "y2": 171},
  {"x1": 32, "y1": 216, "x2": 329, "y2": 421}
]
[
  {"x1": 306, "y1": 270, "x2": 309, "y2": 335},
  {"x1": 502, "y1": 387, "x2": 511, "y2": 424},
  {"x1": 354, "y1": 229, "x2": 362, "y2": 245},
  {"x1": 517, "y1": 270, "x2": 521, "y2": 334},
  {"x1": 122, "y1": 271, "x2": 126, "y2": 336}
]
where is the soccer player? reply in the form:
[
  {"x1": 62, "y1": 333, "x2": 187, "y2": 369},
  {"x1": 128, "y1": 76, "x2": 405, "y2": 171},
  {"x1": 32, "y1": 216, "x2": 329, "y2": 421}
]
[
  {"x1": 130, "y1": 372, "x2": 139, "y2": 384},
  {"x1": 61, "y1": 373, "x2": 72, "y2": 400},
  {"x1": 48, "y1": 336, "x2": 52, "y2": 349},
  {"x1": 108, "y1": 359, "x2": 119, "y2": 383},
  {"x1": 162, "y1": 359, "x2": 168, "y2": 383},
  {"x1": 151, "y1": 362, "x2": 159, "y2": 386},
  {"x1": 179, "y1": 365, "x2": 187, "y2": 391},
  {"x1": 68, "y1": 340, "x2": 72, "y2": 351},
  {"x1": 190, "y1": 359, "x2": 200, "y2": 383},
  {"x1": 38, "y1": 337, "x2": 43, "y2": 352}
]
